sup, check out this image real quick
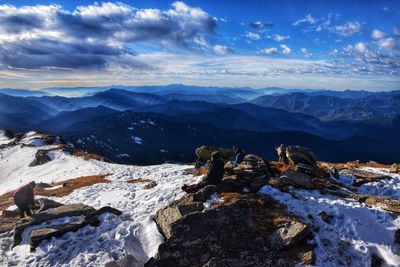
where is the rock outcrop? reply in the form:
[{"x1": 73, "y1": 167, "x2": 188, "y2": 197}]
[
  {"x1": 29, "y1": 149, "x2": 52, "y2": 167},
  {"x1": 9, "y1": 199, "x2": 121, "y2": 251},
  {"x1": 148, "y1": 194, "x2": 314, "y2": 267}
]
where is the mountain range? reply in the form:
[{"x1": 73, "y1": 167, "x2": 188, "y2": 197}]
[{"x1": 1, "y1": 85, "x2": 399, "y2": 164}]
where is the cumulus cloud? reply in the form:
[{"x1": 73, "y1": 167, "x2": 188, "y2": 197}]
[
  {"x1": 259, "y1": 47, "x2": 279, "y2": 55},
  {"x1": 371, "y1": 29, "x2": 386, "y2": 40},
  {"x1": 330, "y1": 21, "x2": 362, "y2": 36},
  {"x1": 213, "y1": 45, "x2": 234, "y2": 55},
  {"x1": 249, "y1": 21, "x2": 273, "y2": 30},
  {"x1": 259, "y1": 45, "x2": 291, "y2": 55},
  {"x1": 280, "y1": 44, "x2": 292, "y2": 54},
  {"x1": 245, "y1": 32, "x2": 261, "y2": 40},
  {"x1": 0, "y1": 2, "x2": 217, "y2": 69},
  {"x1": 377, "y1": 38, "x2": 400, "y2": 51}
]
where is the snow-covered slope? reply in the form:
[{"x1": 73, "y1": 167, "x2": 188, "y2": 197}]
[
  {"x1": 1, "y1": 131, "x2": 400, "y2": 267},
  {"x1": 0, "y1": 131, "x2": 199, "y2": 266}
]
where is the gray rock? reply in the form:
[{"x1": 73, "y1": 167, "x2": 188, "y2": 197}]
[
  {"x1": 29, "y1": 150, "x2": 51, "y2": 167},
  {"x1": 154, "y1": 201, "x2": 204, "y2": 239},
  {"x1": 193, "y1": 185, "x2": 216, "y2": 202},
  {"x1": 216, "y1": 178, "x2": 242, "y2": 193},
  {"x1": 143, "y1": 181, "x2": 157, "y2": 190},
  {"x1": 148, "y1": 197, "x2": 313, "y2": 267},
  {"x1": 268, "y1": 221, "x2": 311, "y2": 249}
]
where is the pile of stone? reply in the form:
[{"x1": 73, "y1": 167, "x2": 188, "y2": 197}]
[{"x1": 276, "y1": 144, "x2": 319, "y2": 176}]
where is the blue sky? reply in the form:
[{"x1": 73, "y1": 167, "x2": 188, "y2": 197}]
[{"x1": 0, "y1": 0, "x2": 399, "y2": 90}]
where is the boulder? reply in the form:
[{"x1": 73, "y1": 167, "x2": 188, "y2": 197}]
[
  {"x1": 285, "y1": 146, "x2": 317, "y2": 170},
  {"x1": 195, "y1": 146, "x2": 234, "y2": 167},
  {"x1": 148, "y1": 196, "x2": 314, "y2": 267},
  {"x1": 276, "y1": 144, "x2": 288, "y2": 164},
  {"x1": 29, "y1": 150, "x2": 51, "y2": 167},
  {"x1": 143, "y1": 181, "x2": 157, "y2": 189},
  {"x1": 389, "y1": 164, "x2": 400, "y2": 174},
  {"x1": 154, "y1": 200, "x2": 204, "y2": 239},
  {"x1": 193, "y1": 185, "x2": 216, "y2": 202},
  {"x1": 216, "y1": 178, "x2": 243, "y2": 193},
  {"x1": 280, "y1": 170, "x2": 315, "y2": 189}
]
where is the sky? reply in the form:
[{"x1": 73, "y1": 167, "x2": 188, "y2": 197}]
[{"x1": 0, "y1": 0, "x2": 399, "y2": 90}]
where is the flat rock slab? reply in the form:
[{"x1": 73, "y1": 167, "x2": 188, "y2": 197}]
[
  {"x1": 340, "y1": 168, "x2": 392, "y2": 186},
  {"x1": 30, "y1": 216, "x2": 100, "y2": 251}
]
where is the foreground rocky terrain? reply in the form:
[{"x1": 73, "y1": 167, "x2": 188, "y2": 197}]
[{"x1": 0, "y1": 129, "x2": 400, "y2": 266}]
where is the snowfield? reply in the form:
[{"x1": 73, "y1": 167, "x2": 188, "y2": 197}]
[
  {"x1": 0, "y1": 132, "x2": 199, "y2": 267},
  {"x1": 1, "y1": 131, "x2": 400, "y2": 267}
]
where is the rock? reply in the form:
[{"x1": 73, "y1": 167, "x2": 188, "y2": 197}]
[
  {"x1": 216, "y1": 178, "x2": 243, "y2": 193},
  {"x1": 395, "y1": 229, "x2": 400, "y2": 244},
  {"x1": 362, "y1": 196, "x2": 400, "y2": 213},
  {"x1": 193, "y1": 185, "x2": 216, "y2": 202},
  {"x1": 340, "y1": 168, "x2": 391, "y2": 186},
  {"x1": 29, "y1": 150, "x2": 51, "y2": 167},
  {"x1": 3, "y1": 129, "x2": 14, "y2": 139},
  {"x1": 285, "y1": 146, "x2": 317, "y2": 168},
  {"x1": 319, "y1": 211, "x2": 333, "y2": 224},
  {"x1": 195, "y1": 146, "x2": 234, "y2": 167},
  {"x1": 105, "y1": 255, "x2": 141, "y2": 267},
  {"x1": 30, "y1": 216, "x2": 100, "y2": 251},
  {"x1": 243, "y1": 154, "x2": 260, "y2": 164},
  {"x1": 371, "y1": 253, "x2": 384, "y2": 267},
  {"x1": 202, "y1": 257, "x2": 221, "y2": 267},
  {"x1": 36, "y1": 182, "x2": 51, "y2": 188},
  {"x1": 148, "y1": 196, "x2": 314, "y2": 267},
  {"x1": 35, "y1": 198, "x2": 64, "y2": 213},
  {"x1": 389, "y1": 164, "x2": 400, "y2": 174},
  {"x1": 26, "y1": 204, "x2": 122, "y2": 251},
  {"x1": 280, "y1": 170, "x2": 315, "y2": 189},
  {"x1": 267, "y1": 221, "x2": 311, "y2": 249},
  {"x1": 143, "y1": 181, "x2": 157, "y2": 189},
  {"x1": 13, "y1": 203, "x2": 96, "y2": 247},
  {"x1": 154, "y1": 200, "x2": 204, "y2": 239},
  {"x1": 330, "y1": 167, "x2": 340, "y2": 179},
  {"x1": 0, "y1": 210, "x2": 19, "y2": 218},
  {"x1": 276, "y1": 144, "x2": 288, "y2": 164}
]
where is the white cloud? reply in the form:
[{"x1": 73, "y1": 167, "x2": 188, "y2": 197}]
[
  {"x1": 394, "y1": 27, "x2": 400, "y2": 36},
  {"x1": 377, "y1": 37, "x2": 400, "y2": 51},
  {"x1": 280, "y1": 44, "x2": 292, "y2": 54},
  {"x1": 213, "y1": 44, "x2": 234, "y2": 55},
  {"x1": 0, "y1": 2, "x2": 217, "y2": 69},
  {"x1": 300, "y1": 48, "x2": 313, "y2": 58},
  {"x1": 245, "y1": 32, "x2": 261, "y2": 40},
  {"x1": 331, "y1": 21, "x2": 362, "y2": 36},
  {"x1": 354, "y1": 42, "x2": 368, "y2": 53},
  {"x1": 270, "y1": 34, "x2": 290, "y2": 42},
  {"x1": 371, "y1": 29, "x2": 386, "y2": 40},
  {"x1": 259, "y1": 47, "x2": 279, "y2": 54},
  {"x1": 292, "y1": 14, "x2": 317, "y2": 26}
]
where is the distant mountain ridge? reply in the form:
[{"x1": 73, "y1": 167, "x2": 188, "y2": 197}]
[{"x1": 0, "y1": 85, "x2": 399, "y2": 164}]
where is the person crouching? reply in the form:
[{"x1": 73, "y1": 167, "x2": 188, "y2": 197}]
[
  {"x1": 13, "y1": 181, "x2": 38, "y2": 218},
  {"x1": 182, "y1": 151, "x2": 224, "y2": 193}
]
